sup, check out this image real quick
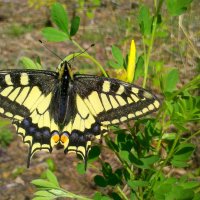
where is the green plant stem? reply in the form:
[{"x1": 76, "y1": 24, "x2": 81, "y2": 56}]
[
  {"x1": 142, "y1": 0, "x2": 164, "y2": 88},
  {"x1": 179, "y1": 16, "x2": 200, "y2": 58},
  {"x1": 184, "y1": 130, "x2": 200, "y2": 143},
  {"x1": 161, "y1": 131, "x2": 181, "y2": 168},
  {"x1": 138, "y1": 186, "x2": 144, "y2": 200},
  {"x1": 116, "y1": 185, "x2": 129, "y2": 200},
  {"x1": 142, "y1": 19, "x2": 156, "y2": 88},
  {"x1": 72, "y1": 39, "x2": 85, "y2": 52},
  {"x1": 104, "y1": 136, "x2": 135, "y2": 178},
  {"x1": 71, "y1": 39, "x2": 108, "y2": 77},
  {"x1": 156, "y1": 110, "x2": 166, "y2": 152},
  {"x1": 116, "y1": 151, "x2": 135, "y2": 178},
  {"x1": 146, "y1": 130, "x2": 182, "y2": 199},
  {"x1": 156, "y1": 0, "x2": 165, "y2": 16}
]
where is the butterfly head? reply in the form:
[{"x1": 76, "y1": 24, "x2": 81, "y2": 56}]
[{"x1": 58, "y1": 60, "x2": 73, "y2": 80}]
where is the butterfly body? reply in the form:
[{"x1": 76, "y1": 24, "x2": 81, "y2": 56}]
[
  {"x1": 0, "y1": 61, "x2": 160, "y2": 168},
  {"x1": 52, "y1": 63, "x2": 74, "y2": 128}
]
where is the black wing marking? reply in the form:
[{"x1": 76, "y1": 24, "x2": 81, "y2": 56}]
[{"x1": 0, "y1": 70, "x2": 59, "y2": 166}]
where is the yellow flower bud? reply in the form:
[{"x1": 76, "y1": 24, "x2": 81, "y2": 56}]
[{"x1": 127, "y1": 40, "x2": 136, "y2": 83}]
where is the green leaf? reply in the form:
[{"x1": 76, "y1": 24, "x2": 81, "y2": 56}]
[
  {"x1": 154, "y1": 183, "x2": 172, "y2": 199},
  {"x1": 112, "y1": 45, "x2": 124, "y2": 66},
  {"x1": 108, "y1": 60, "x2": 122, "y2": 69},
  {"x1": 34, "y1": 191, "x2": 56, "y2": 198},
  {"x1": 86, "y1": 10, "x2": 94, "y2": 19},
  {"x1": 93, "y1": 192, "x2": 102, "y2": 200},
  {"x1": 166, "y1": 187, "x2": 194, "y2": 200},
  {"x1": 42, "y1": 27, "x2": 69, "y2": 42},
  {"x1": 166, "y1": 0, "x2": 193, "y2": 16},
  {"x1": 88, "y1": 145, "x2": 101, "y2": 162},
  {"x1": 138, "y1": 5, "x2": 152, "y2": 36},
  {"x1": 134, "y1": 55, "x2": 144, "y2": 80},
  {"x1": 46, "y1": 170, "x2": 59, "y2": 187},
  {"x1": 70, "y1": 16, "x2": 80, "y2": 37},
  {"x1": 194, "y1": 193, "x2": 200, "y2": 200},
  {"x1": 76, "y1": 163, "x2": 85, "y2": 175},
  {"x1": 129, "y1": 153, "x2": 144, "y2": 167},
  {"x1": 171, "y1": 160, "x2": 189, "y2": 167},
  {"x1": 128, "y1": 180, "x2": 149, "y2": 189},
  {"x1": 110, "y1": 192, "x2": 122, "y2": 200},
  {"x1": 93, "y1": 0, "x2": 101, "y2": 6},
  {"x1": 0, "y1": 119, "x2": 10, "y2": 126},
  {"x1": 119, "y1": 150, "x2": 130, "y2": 164},
  {"x1": 94, "y1": 175, "x2": 107, "y2": 187},
  {"x1": 51, "y1": 3, "x2": 68, "y2": 34},
  {"x1": 31, "y1": 179, "x2": 59, "y2": 189},
  {"x1": 49, "y1": 189, "x2": 70, "y2": 197},
  {"x1": 46, "y1": 158, "x2": 56, "y2": 172},
  {"x1": 164, "y1": 69, "x2": 179, "y2": 92},
  {"x1": 93, "y1": 192, "x2": 111, "y2": 200},
  {"x1": 105, "y1": 137, "x2": 119, "y2": 152},
  {"x1": 117, "y1": 132, "x2": 126, "y2": 143},
  {"x1": 0, "y1": 127, "x2": 13, "y2": 148},
  {"x1": 140, "y1": 155, "x2": 159, "y2": 169},
  {"x1": 32, "y1": 197, "x2": 52, "y2": 200},
  {"x1": 174, "y1": 143, "x2": 195, "y2": 161},
  {"x1": 20, "y1": 57, "x2": 41, "y2": 69},
  {"x1": 107, "y1": 173, "x2": 120, "y2": 186},
  {"x1": 162, "y1": 132, "x2": 176, "y2": 140},
  {"x1": 181, "y1": 181, "x2": 200, "y2": 189},
  {"x1": 123, "y1": 168, "x2": 130, "y2": 181},
  {"x1": 102, "y1": 162, "x2": 112, "y2": 178}
]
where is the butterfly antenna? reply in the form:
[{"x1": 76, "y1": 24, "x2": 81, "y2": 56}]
[
  {"x1": 68, "y1": 43, "x2": 95, "y2": 62},
  {"x1": 39, "y1": 40, "x2": 63, "y2": 61}
]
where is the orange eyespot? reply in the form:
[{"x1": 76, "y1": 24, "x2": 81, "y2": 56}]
[
  {"x1": 61, "y1": 133, "x2": 69, "y2": 143},
  {"x1": 52, "y1": 133, "x2": 59, "y2": 143},
  {"x1": 60, "y1": 132, "x2": 69, "y2": 149}
]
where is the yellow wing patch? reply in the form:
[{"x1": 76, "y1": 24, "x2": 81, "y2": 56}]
[
  {"x1": 5, "y1": 74, "x2": 13, "y2": 85},
  {"x1": 1, "y1": 86, "x2": 13, "y2": 96},
  {"x1": 20, "y1": 73, "x2": 29, "y2": 85},
  {"x1": 88, "y1": 91, "x2": 104, "y2": 114}
]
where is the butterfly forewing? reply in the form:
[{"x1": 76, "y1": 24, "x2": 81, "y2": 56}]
[{"x1": 74, "y1": 75, "x2": 160, "y2": 126}]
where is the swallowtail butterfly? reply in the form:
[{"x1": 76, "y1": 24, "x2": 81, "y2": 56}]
[{"x1": 0, "y1": 61, "x2": 160, "y2": 168}]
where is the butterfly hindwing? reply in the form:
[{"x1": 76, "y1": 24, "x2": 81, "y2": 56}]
[{"x1": 61, "y1": 93, "x2": 108, "y2": 165}]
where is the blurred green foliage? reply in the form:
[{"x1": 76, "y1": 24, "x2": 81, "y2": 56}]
[
  {"x1": 5, "y1": 23, "x2": 33, "y2": 37},
  {"x1": 28, "y1": 0, "x2": 56, "y2": 9},
  {"x1": 0, "y1": 120, "x2": 13, "y2": 147}
]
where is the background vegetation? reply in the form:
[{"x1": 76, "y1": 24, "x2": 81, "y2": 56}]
[{"x1": 0, "y1": 0, "x2": 199, "y2": 200}]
